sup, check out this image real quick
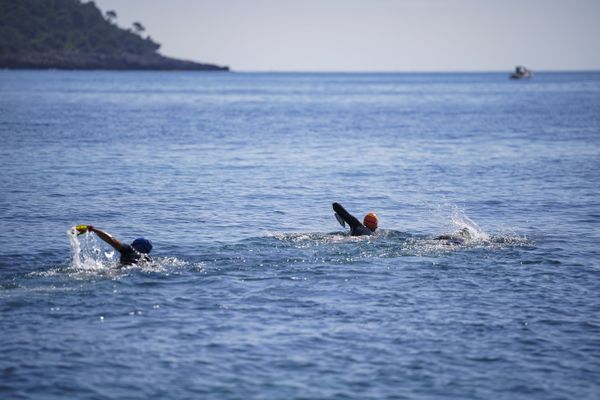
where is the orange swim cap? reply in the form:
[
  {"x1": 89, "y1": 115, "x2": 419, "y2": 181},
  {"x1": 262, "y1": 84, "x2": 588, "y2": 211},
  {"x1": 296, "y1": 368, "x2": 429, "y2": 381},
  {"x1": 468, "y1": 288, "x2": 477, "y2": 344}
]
[{"x1": 363, "y1": 212, "x2": 378, "y2": 230}]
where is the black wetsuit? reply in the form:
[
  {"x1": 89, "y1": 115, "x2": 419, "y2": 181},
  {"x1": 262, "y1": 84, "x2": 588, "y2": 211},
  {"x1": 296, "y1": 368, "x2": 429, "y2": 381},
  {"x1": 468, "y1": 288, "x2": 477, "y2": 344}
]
[
  {"x1": 333, "y1": 202, "x2": 374, "y2": 236},
  {"x1": 120, "y1": 244, "x2": 151, "y2": 265}
]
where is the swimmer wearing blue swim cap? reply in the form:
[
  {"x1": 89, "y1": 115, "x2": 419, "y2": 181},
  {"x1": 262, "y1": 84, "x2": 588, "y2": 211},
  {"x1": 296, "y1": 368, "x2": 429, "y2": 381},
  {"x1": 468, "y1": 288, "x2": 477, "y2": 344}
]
[{"x1": 78, "y1": 225, "x2": 152, "y2": 265}]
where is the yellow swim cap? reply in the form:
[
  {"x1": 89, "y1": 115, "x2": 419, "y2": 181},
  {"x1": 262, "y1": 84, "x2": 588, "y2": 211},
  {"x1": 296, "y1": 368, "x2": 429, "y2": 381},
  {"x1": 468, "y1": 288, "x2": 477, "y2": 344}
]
[{"x1": 363, "y1": 213, "x2": 378, "y2": 230}]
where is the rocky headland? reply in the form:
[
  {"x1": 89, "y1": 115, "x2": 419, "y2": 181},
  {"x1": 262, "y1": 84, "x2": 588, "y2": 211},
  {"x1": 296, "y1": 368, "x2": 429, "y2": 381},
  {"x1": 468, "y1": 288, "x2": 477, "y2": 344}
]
[{"x1": 0, "y1": 0, "x2": 229, "y2": 71}]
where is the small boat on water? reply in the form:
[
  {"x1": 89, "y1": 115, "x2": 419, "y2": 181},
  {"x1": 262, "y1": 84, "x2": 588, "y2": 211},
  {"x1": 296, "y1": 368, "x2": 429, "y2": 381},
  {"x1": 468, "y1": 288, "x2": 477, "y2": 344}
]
[{"x1": 510, "y1": 65, "x2": 533, "y2": 79}]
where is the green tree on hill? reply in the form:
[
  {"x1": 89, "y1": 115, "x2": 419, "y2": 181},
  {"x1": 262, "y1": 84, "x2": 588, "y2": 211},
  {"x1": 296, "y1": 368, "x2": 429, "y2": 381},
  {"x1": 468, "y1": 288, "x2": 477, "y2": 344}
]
[
  {"x1": 0, "y1": 0, "x2": 160, "y2": 56},
  {"x1": 132, "y1": 22, "x2": 145, "y2": 34},
  {"x1": 105, "y1": 10, "x2": 117, "y2": 23}
]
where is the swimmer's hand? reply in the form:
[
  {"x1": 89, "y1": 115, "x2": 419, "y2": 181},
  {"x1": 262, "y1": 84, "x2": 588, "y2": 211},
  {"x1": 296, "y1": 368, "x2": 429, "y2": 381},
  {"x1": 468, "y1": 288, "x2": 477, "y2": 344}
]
[{"x1": 75, "y1": 225, "x2": 94, "y2": 234}]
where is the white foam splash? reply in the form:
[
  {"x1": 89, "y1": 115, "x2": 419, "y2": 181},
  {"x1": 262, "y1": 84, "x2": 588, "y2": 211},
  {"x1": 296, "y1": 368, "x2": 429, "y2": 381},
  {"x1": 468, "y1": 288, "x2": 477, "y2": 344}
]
[
  {"x1": 67, "y1": 227, "x2": 196, "y2": 277},
  {"x1": 67, "y1": 227, "x2": 82, "y2": 269},
  {"x1": 449, "y1": 207, "x2": 490, "y2": 241},
  {"x1": 67, "y1": 227, "x2": 111, "y2": 273}
]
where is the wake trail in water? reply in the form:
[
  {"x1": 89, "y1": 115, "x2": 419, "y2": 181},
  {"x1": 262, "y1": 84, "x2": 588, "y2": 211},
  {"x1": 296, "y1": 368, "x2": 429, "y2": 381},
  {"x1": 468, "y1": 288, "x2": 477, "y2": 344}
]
[
  {"x1": 264, "y1": 208, "x2": 531, "y2": 257},
  {"x1": 38, "y1": 213, "x2": 531, "y2": 280}
]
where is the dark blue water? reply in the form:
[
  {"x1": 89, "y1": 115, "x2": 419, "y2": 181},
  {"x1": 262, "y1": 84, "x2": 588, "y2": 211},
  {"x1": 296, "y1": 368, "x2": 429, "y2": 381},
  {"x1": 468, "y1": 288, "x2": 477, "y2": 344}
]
[{"x1": 1, "y1": 71, "x2": 599, "y2": 399}]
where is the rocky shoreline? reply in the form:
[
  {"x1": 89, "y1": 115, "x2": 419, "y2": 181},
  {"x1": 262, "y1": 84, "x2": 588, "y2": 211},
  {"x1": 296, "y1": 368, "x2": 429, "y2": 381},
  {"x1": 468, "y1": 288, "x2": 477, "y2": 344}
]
[{"x1": 0, "y1": 51, "x2": 229, "y2": 71}]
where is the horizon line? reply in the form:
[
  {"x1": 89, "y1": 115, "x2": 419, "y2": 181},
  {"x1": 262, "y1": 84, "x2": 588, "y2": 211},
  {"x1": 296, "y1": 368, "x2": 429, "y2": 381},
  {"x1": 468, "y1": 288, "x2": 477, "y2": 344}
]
[
  {"x1": 1, "y1": 68, "x2": 599, "y2": 74},
  {"x1": 227, "y1": 68, "x2": 600, "y2": 74}
]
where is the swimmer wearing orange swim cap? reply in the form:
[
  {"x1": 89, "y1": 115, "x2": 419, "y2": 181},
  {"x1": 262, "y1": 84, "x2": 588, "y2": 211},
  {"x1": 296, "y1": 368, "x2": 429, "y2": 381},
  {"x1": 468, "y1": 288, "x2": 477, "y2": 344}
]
[
  {"x1": 333, "y1": 202, "x2": 379, "y2": 236},
  {"x1": 363, "y1": 212, "x2": 379, "y2": 230}
]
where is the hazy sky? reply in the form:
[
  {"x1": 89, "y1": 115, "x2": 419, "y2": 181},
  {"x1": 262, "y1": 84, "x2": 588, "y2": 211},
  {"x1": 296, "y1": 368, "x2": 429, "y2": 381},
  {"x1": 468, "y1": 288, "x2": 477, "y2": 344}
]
[{"x1": 94, "y1": 0, "x2": 600, "y2": 72}]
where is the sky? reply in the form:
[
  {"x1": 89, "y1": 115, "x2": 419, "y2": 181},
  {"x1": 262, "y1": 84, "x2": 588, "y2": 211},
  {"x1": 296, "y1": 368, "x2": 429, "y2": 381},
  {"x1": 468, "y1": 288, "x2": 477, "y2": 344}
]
[{"x1": 93, "y1": 0, "x2": 600, "y2": 72}]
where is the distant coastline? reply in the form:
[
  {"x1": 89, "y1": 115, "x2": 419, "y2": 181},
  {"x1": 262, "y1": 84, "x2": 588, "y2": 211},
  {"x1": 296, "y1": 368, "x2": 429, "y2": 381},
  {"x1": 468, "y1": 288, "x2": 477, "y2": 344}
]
[
  {"x1": 0, "y1": 0, "x2": 229, "y2": 71},
  {"x1": 0, "y1": 50, "x2": 229, "y2": 71}
]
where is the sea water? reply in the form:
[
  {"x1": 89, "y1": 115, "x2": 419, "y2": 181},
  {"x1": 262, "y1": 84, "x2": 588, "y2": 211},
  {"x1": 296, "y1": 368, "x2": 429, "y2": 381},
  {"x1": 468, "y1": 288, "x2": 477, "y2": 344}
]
[{"x1": 1, "y1": 71, "x2": 599, "y2": 399}]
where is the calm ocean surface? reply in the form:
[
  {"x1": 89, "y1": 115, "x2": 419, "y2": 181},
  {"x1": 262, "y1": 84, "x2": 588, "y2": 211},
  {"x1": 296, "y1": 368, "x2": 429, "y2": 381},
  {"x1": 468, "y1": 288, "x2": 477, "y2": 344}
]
[{"x1": 1, "y1": 71, "x2": 599, "y2": 399}]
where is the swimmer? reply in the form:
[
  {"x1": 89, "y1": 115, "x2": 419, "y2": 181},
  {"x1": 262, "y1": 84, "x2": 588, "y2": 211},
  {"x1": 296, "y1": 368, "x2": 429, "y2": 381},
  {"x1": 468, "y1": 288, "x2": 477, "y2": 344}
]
[
  {"x1": 435, "y1": 227, "x2": 471, "y2": 245},
  {"x1": 332, "y1": 202, "x2": 378, "y2": 236},
  {"x1": 76, "y1": 225, "x2": 152, "y2": 265}
]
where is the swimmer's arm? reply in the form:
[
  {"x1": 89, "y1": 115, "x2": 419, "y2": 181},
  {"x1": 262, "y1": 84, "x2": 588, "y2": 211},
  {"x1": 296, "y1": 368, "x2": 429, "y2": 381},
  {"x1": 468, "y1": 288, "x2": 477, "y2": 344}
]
[
  {"x1": 88, "y1": 226, "x2": 125, "y2": 252},
  {"x1": 332, "y1": 202, "x2": 362, "y2": 229}
]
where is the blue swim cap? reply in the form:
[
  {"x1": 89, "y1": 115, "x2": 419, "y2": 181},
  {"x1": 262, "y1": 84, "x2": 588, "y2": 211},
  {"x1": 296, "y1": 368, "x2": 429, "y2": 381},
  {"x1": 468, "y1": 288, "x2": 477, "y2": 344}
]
[{"x1": 131, "y1": 238, "x2": 153, "y2": 254}]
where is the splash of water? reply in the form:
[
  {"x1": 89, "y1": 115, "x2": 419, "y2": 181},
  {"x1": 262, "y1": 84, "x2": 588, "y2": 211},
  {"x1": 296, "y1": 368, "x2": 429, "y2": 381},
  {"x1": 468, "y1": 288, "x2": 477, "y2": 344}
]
[
  {"x1": 66, "y1": 227, "x2": 192, "y2": 276},
  {"x1": 449, "y1": 207, "x2": 490, "y2": 241},
  {"x1": 67, "y1": 227, "x2": 82, "y2": 269},
  {"x1": 66, "y1": 227, "x2": 111, "y2": 272}
]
